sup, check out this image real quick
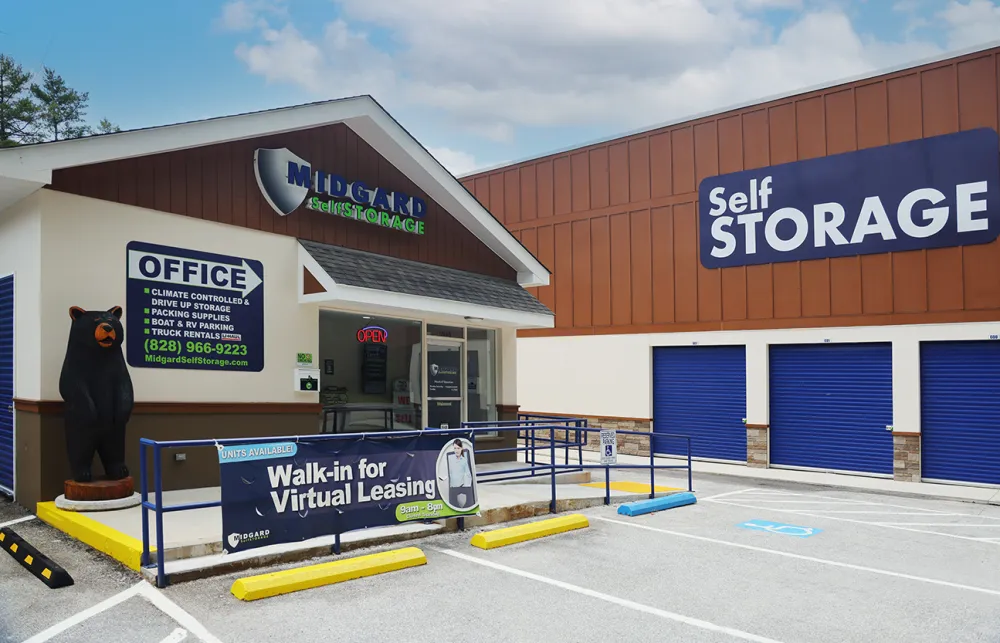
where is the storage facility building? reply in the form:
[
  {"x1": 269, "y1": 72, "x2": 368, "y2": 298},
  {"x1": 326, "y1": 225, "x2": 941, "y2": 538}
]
[
  {"x1": 461, "y1": 43, "x2": 1000, "y2": 488},
  {"x1": 0, "y1": 98, "x2": 553, "y2": 509}
]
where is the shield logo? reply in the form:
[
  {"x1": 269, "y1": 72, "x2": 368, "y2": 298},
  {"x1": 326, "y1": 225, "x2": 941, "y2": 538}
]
[
  {"x1": 227, "y1": 532, "x2": 241, "y2": 549},
  {"x1": 254, "y1": 147, "x2": 311, "y2": 216}
]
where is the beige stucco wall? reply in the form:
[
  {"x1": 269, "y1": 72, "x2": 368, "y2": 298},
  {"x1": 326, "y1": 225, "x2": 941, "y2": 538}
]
[
  {"x1": 36, "y1": 188, "x2": 320, "y2": 404},
  {"x1": 0, "y1": 192, "x2": 42, "y2": 400}
]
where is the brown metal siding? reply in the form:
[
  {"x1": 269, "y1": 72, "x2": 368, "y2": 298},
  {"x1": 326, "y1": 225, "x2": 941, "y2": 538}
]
[
  {"x1": 50, "y1": 124, "x2": 515, "y2": 279},
  {"x1": 462, "y1": 47, "x2": 1000, "y2": 336}
]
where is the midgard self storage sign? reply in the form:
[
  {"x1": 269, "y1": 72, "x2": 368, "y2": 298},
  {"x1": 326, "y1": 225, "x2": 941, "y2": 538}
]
[
  {"x1": 125, "y1": 241, "x2": 265, "y2": 372},
  {"x1": 699, "y1": 128, "x2": 1000, "y2": 269},
  {"x1": 219, "y1": 435, "x2": 480, "y2": 554},
  {"x1": 254, "y1": 147, "x2": 428, "y2": 235}
]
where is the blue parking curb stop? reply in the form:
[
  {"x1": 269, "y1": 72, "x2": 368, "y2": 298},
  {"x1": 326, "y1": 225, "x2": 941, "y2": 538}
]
[{"x1": 618, "y1": 492, "x2": 697, "y2": 516}]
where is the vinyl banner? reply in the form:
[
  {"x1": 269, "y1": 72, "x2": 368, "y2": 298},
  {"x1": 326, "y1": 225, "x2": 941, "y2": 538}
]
[{"x1": 219, "y1": 434, "x2": 480, "y2": 554}]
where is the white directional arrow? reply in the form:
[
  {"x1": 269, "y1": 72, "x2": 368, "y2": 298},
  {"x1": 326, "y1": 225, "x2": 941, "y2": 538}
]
[{"x1": 127, "y1": 249, "x2": 263, "y2": 298}]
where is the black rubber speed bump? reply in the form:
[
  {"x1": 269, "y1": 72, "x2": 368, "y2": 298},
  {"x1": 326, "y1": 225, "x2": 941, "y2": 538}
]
[{"x1": 0, "y1": 527, "x2": 74, "y2": 589}]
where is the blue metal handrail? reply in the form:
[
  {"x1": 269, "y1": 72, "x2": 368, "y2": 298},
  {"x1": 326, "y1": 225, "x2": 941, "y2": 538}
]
[{"x1": 138, "y1": 421, "x2": 691, "y2": 588}]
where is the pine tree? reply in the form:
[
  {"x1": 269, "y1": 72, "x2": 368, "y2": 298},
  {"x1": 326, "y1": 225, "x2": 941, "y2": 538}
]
[
  {"x1": 0, "y1": 54, "x2": 39, "y2": 146},
  {"x1": 95, "y1": 118, "x2": 121, "y2": 134},
  {"x1": 30, "y1": 66, "x2": 90, "y2": 141}
]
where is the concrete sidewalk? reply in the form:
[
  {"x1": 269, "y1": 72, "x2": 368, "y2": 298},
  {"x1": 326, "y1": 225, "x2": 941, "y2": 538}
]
[
  {"x1": 35, "y1": 461, "x2": 684, "y2": 585},
  {"x1": 526, "y1": 448, "x2": 1000, "y2": 506}
]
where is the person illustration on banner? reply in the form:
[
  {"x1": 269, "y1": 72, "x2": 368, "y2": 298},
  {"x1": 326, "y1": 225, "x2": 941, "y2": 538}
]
[{"x1": 443, "y1": 438, "x2": 476, "y2": 509}]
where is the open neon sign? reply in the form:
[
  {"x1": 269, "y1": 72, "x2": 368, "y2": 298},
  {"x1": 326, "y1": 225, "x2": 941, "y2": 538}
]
[{"x1": 357, "y1": 325, "x2": 388, "y2": 343}]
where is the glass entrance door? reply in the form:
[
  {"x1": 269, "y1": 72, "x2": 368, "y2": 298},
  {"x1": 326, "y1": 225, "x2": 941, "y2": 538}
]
[{"x1": 425, "y1": 338, "x2": 464, "y2": 429}]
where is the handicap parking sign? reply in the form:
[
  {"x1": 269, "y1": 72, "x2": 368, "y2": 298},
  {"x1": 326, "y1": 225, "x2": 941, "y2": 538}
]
[
  {"x1": 738, "y1": 519, "x2": 821, "y2": 538},
  {"x1": 599, "y1": 429, "x2": 617, "y2": 465}
]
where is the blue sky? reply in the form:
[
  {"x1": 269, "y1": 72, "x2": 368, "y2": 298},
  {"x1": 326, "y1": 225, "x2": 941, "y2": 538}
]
[{"x1": 3, "y1": 0, "x2": 999, "y2": 175}]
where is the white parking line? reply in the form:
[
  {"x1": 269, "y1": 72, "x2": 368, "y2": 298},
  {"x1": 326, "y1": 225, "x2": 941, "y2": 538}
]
[
  {"x1": 699, "y1": 488, "x2": 760, "y2": 501},
  {"x1": 22, "y1": 585, "x2": 139, "y2": 643},
  {"x1": 592, "y1": 516, "x2": 1000, "y2": 598},
  {"x1": 22, "y1": 582, "x2": 221, "y2": 643},
  {"x1": 872, "y1": 523, "x2": 1000, "y2": 527},
  {"x1": 435, "y1": 547, "x2": 786, "y2": 643},
  {"x1": 0, "y1": 515, "x2": 35, "y2": 529}
]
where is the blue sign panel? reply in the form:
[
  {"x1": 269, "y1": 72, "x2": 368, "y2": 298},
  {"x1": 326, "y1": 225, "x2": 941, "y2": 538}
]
[
  {"x1": 125, "y1": 241, "x2": 264, "y2": 372},
  {"x1": 219, "y1": 435, "x2": 480, "y2": 554},
  {"x1": 738, "y1": 519, "x2": 822, "y2": 538},
  {"x1": 699, "y1": 128, "x2": 1000, "y2": 268}
]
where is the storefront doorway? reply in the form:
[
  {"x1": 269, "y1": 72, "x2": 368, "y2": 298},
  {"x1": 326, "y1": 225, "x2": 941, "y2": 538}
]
[
  {"x1": 426, "y1": 336, "x2": 463, "y2": 430},
  {"x1": 317, "y1": 312, "x2": 499, "y2": 434}
]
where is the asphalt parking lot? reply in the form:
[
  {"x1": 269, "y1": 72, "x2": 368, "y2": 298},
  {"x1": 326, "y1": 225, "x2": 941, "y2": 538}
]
[{"x1": 4, "y1": 473, "x2": 1000, "y2": 642}]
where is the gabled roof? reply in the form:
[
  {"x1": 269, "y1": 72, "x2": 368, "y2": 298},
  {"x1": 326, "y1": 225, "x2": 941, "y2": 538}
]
[
  {"x1": 0, "y1": 95, "x2": 550, "y2": 287},
  {"x1": 300, "y1": 239, "x2": 553, "y2": 326}
]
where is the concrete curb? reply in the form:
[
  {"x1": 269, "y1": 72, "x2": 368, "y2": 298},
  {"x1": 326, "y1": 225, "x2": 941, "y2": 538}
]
[{"x1": 36, "y1": 501, "x2": 154, "y2": 572}]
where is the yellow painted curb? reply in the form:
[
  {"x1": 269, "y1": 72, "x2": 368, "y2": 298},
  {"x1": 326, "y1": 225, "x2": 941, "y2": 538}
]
[
  {"x1": 230, "y1": 546, "x2": 428, "y2": 601},
  {"x1": 36, "y1": 502, "x2": 154, "y2": 572},
  {"x1": 470, "y1": 513, "x2": 589, "y2": 550},
  {"x1": 579, "y1": 481, "x2": 682, "y2": 494}
]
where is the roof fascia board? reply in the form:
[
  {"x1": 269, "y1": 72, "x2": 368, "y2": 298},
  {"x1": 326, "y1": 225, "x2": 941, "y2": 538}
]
[
  {"x1": 301, "y1": 282, "x2": 555, "y2": 329},
  {"x1": 349, "y1": 111, "x2": 550, "y2": 287},
  {"x1": 0, "y1": 99, "x2": 373, "y2": 174},
  {"x1": 461, "y1": 40, "x2": 1000, "y2": 178},
  {"x1": 0, "y1": 96, "x2": 550, "y2": 286}
]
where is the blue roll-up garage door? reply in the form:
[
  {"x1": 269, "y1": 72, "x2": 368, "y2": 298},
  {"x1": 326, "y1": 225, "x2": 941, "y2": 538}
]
[
  {"x1": 0, "y1": 275, "x2": 13, "y2": 494},
  {"x1": 770, "y1": 343, "x2": 893, "y2": 475},
  {"x1": 921, "y1": 341, "x2": 1000, "y2": 486},
  {"x1": 652, "y1": 345, "x2": 747, "y2": 462}
]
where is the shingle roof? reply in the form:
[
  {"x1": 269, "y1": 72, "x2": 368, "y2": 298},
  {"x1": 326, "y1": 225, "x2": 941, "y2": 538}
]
[{"x1": 299, "y1": 239, "x2": 553, "y2": 317}]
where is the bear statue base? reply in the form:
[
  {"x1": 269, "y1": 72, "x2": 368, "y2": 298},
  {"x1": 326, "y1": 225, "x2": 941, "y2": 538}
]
[
  {"x1": 54, "y1": 493, "x2": 141, "y2": 512},
  {"x1": 54, "y1": 477, "x2": 141, "y2": 512}
]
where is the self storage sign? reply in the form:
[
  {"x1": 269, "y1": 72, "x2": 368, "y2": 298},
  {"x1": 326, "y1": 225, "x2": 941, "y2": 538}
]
[
  {"x1": 125, "y1": 241, "x2": 265, "y2": 372},
  {"x1": 698, "y1": 128, "x2": 1000, "y2": 269}
]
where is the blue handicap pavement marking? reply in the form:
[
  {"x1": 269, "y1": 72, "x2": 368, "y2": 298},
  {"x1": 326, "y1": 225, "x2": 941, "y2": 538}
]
[{"x1": 738, "y1": 519, "x2": 822, "y2": 538}]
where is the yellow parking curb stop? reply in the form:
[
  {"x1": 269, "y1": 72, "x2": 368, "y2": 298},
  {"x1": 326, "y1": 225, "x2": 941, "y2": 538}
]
[
  {"x1": 470, "y1": 513, "x2": 589, "y2": 550},
  {"x1": 230, "y1": 546, "x2": 427, "y2": 601}
]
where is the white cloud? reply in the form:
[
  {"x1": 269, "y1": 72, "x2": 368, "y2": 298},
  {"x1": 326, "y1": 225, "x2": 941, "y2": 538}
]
[
  {"x1": 939, "y1": 0, "x2": 1000, "y2": 50},
  {"x1": 427, "y1": 147, "x2": 482, "y2": 176},
  {"x1": 217, "y1": 1, "x2": 258, "y2": 31},
  {"x1": 215, "y1": 0, "x2": 290, "y2": 32},
  {"x1": 222, "y1": 0, "x2": 999, "y2": 162}
]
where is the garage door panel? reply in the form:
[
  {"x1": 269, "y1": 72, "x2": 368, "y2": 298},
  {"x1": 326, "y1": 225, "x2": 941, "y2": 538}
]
[
  {"x1": 652, "y1": 345, "x2": 747, "y2": 462},
  {"x1": 921, "y1": 341, "x2": 1000, "y2": 486},
  {"x1": 769, "y1": 343, "x2": 893, "y2": 475},
  {"x1": 0, "y1": 275, "x2": 13, "y2": 494}
]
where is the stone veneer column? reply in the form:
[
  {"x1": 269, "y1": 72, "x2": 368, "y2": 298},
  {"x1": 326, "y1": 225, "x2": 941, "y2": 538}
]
[
  {"x1": 746, "y1": 424, "x2": 769, "y2": 468},
  {"x1": 893, "y1": 433, "x2": 921, "y2": 482},
  {"x1": 587, "y1": 418, "x2": 652, "y2": 456}
]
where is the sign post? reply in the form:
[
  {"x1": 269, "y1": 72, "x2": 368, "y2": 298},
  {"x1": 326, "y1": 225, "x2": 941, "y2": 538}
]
[{"x1": 599, "y1": 429, "x2": 617, "y2": 505}]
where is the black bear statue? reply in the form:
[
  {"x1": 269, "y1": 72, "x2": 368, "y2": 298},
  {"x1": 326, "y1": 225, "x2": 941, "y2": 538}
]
[{"x1": 58, "y1": 306, "x2": 135, "y2": 483}]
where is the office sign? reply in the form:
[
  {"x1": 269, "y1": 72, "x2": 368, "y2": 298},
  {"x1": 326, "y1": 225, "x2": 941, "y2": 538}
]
[
  {"x1": 219, "y1": 435, "x2": 480, "y2": 554},
  {"x1": 699, "y1": 128, "x2": 1000, "y2": 269},
  {"x1": 254, "y1": 147, "x2": 427, "y2": 235},
  {"x1": 125, "y1": 241, "x2": 264, "y2": 372}
]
